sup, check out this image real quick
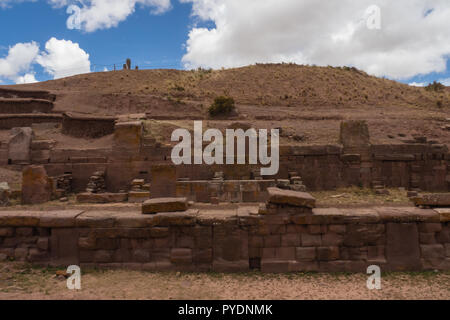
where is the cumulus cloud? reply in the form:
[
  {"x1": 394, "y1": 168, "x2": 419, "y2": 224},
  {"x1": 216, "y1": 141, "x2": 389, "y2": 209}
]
[
  {"x1": 16, "y1": 73, "x2": 37, "y2": 84},
  {"x1": 58, "y1": 0, "x2": 171, "y2": 32},
  {"x1": 36, "y1": 37, "x2": 91, "y2": 79},
  {"x1": 0, "y1": 41, "x2": 39, "y2": 84},
  {"x1": 181, "y1": 0, "x2": 450, "y2": 80},
  {"x1": 0, "y1": 38, "x2": 91, "y2": 83}
]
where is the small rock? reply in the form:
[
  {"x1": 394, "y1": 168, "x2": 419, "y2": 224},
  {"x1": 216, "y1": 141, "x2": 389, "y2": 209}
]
[{"x1": 59, "y1": 197, "x2": 69, "y2": 202}]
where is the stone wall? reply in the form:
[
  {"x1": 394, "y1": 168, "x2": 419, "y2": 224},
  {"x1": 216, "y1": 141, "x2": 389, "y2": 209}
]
[
  {"x1": 0, "y1": 207, "x2": 448, "y2": 272},
  {"x1": 62, "y1": 113, "x2": 116, "y2": 138},
  {"x1": 0, "y1": 99, "x2": 54, "y2": 114},
  {"x1": 0, "y1": 114, "x2": 62, "y2": 130},
  {"x1": 0, "y1": 88, "x2": 56, "y2": 101}
]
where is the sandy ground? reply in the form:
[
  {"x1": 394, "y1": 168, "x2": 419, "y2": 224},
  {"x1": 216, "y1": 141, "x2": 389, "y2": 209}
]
[{"x1": 0, "y1": 263, "x2": 448, "y2": 300}]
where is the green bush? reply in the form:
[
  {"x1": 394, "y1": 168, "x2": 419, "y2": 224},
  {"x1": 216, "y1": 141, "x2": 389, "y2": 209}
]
[{"x1": 208, "y1": 96, "x2": 235, "y2": 117}]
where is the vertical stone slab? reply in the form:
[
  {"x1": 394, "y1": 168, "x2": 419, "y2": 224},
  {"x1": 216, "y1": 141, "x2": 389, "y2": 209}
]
[
  {"x1": 8, "y1": 127, "x2": 34, "y2": 164},
  {"x1": 150, "y1": 164, "x2": 177, "y2": 198},
  {"x1": 386, "y1": 223, "x2": 421, "y2": 271},
  {"x1": 22, "y1": 165, "x2": 53, "y2": 205},
  {"x1": 50, "y1": 228, "x2": 79, "y2": 266}
]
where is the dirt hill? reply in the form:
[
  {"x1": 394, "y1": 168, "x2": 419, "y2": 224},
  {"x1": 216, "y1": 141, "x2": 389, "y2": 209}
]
[{"x1": 2, "y1": 63, "x2": 450, "y2": 146}]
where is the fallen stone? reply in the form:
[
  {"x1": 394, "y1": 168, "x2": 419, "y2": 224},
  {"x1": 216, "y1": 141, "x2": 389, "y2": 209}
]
[
  {"x1": 412, "y1": 193, "x2": 450, "y2": 207},
  {"x1": 142, "y1": 197, "x2": 188, "y2": 214},
  {"x1": 22, "y1": 165, "x2": 52, "y2": 205},
  {"x1": 267, "y1": 187, "x2": 316, "y2": 208}
]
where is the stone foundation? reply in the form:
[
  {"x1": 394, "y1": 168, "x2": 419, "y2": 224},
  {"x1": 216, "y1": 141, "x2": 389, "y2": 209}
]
[{"x1": 0, "y1": 206, "x2": 448, "y2": 272}]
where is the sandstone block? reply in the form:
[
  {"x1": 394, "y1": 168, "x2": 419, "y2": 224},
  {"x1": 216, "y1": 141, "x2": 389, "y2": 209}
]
[
  {"x1": 317, "y1": 246, "x2": 340, "y2": 261},
  {"x1": 142, "y1": 197, "x2": 188, "y2": 214},
  {"x1": 8, "y1": 127, "x2": 33, "y2": 163},
  {"x1": 296, "y1": 247, "x2": 316, "y2": 261},
  {"x1": 22, "y1": 165, "x2": 52, "y2": 205},
  {"x1": 267, "y1": 187, "x2": 316, "y2": 208},
  {"x1": 413, "y1": 193, "x2": 450, "y2": 207}
]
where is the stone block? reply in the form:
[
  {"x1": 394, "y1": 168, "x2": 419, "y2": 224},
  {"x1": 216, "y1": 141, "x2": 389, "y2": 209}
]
[
  {"x1": 8, "y1": 127, "x2": 33, "y2": 163},
  {"x1": 150, "y1": 165, "x2": 177, "y2": 198},
  {"x1": 281, "y1": 233, "x2": 300, "y2": 247},
  {"x1": 170, "y1": 248, "x2": 192, "y2": 265},
  {"x1": 296, "y1": 247, "x2": 316, "y2": 261},
  {"x1": 267, "y1": 187, "x2": 316, "y2": 208},
  {"x1": 113, "y1": 121, "x2": 142, "y2": 150},
  {"x1": 322, "y1": 233, "x2": 344, "y2": 246},
  {"x1": 339, "y1": 120, "x2": 370, "y2": 148},
  {"x1": 128, "y1": 191, "x2": 150, "y2": 203},
  {"x1": 301, "y1": 234, "x2": 322, "y2": 247},
  {"x1": 22, "y1": 165, "x2": 52, "y2": 204},
  {"x1": 275, "y1": 247, "x2": 296, "y2": 260},
  {"x1": 317, "y1": 246, "x2": 340, "y2": 261},
  {"x1": 142, "y1": 197, "x2": 188, "y2": 214},
  {"x1": 385, "y1": 223, "x2": 421, "y2": 271},
  {"x1": 420, "y1": 244, "x2": 445, "y2": 259},
  {"x1": 419, "y1": 233, "x2": 436, "y2": 244},
  {"x1": 413, "y1": 193, "x2": 450, "y2": 207}
]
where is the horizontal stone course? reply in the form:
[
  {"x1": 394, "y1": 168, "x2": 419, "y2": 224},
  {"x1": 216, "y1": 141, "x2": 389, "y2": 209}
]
[{"x1": 0, "y1": 206, "x2": 449, "y2": 272}]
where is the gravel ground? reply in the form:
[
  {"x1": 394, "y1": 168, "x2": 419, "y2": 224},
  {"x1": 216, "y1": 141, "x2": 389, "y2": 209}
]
[{"x1": 0, "y1": 263, "x2": 448, "y2": 300}]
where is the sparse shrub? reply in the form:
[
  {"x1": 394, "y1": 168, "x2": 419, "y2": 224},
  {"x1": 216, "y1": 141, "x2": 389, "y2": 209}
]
[
  {"x1": 208, "y1": 96, "x2": 235, "y2": 117},
  {"x1": 437, "y1": 100, "x2": 443, "y2": 108},
  {"x1": 425, "y1": 81, "x2": 445, "y2": 92}
]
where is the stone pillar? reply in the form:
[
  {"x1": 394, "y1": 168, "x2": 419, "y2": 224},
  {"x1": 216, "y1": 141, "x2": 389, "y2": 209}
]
[
  {"x1": 339, "y1": 120, "x2": 372, "y2": 187},
  {"x1": 150, "y1": 164, "x2": 177, "y2": 198},
  {"x1": 22, "y1": 165, "x2": 53, "y2": 205},
  {"x1": 8, "y1": 127, "x2": 34, "y2": 164}
]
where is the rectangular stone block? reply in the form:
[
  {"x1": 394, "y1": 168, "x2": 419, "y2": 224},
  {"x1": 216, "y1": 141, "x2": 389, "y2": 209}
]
[
  {"x1": 142, "y1": 197, "x2": 187, "y2": 214},
  {"x1": 301, "y1": 234, "x2": 321, "y2": 247},
  {"x1": 317, "y1": 246, "x2": 340, "y2": 261},
  {"x1": 296, "y1": 247, "x2": 316, "y2": 261},
  {"x1": 386, "y1": 223, "x2": 421, "y2": 271}
]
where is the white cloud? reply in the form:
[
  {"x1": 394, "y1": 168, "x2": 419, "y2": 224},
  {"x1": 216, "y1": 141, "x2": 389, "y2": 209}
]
[
  {"x1": 439, "y1": 78, "x2": 450, "y2": 86},
  {"x1": 0, "y1": 37, "x2": 91, "y2": 83},
  {"x1": 181, "y1": 0, "x2": 450, "y2": 80},
  {"x1": 0, "y1": 41, "x2": 39, "y2": 84},
  {"x1": 36, "y1": 37, "x2": 91, "y2": 79},
  {"x1": 61, "y1": 0, "x2": 171, "y2": 32},
  {"x1": 408, "y1": 82, "x2": 426, "y2": 87},
  {"x1": 16, "y1": 73, "x2": 37, "y2": 84}
]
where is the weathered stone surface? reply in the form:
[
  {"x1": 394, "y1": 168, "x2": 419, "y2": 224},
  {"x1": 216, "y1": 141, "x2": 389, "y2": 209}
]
[
  {"x1": 8, "y1": 127, "x2": 34, "y2": 163},
  {"x1": 128, "y1": 191, "x2": 150, "y2": 203},
  {"x1": 386, "y1": 223, "x2": 421, "y2": 271},
  {"x1": 413, "y1": 194, "x2": 450, "y2": 207},
  {"x1": 339, "y1": 120, "x2": 370, "y2": 148},
  {"x1": 22, "y1": 165, "x2": 52, "y2": 205},
  {"x1": 376, "y1": 207, "x2": 439, "y2": 223},
  {"x1": 434, "y1": 208, "x2": 450, "y2": 222},
  {"x1": 113, "y1": 121, "x2": 142, "y2": 150},
  {"x1": 0, "y1": 211, "x2": 41, "y2": 227},
  {"x1": 150, "y1": 165, "x2": 177, "y2": 198},
  {"x1": 142, "y1": 197, "x2": 188, "y2": 214},
  {"x1": 267, "y1": 187, "x2": 316, "y2": 208},
  {"x1": 39, "y1": 210, "x2": 84, "y2": 227},
  {"x1": 76, "y1": 193, "x2": 128, "y2": 204}
]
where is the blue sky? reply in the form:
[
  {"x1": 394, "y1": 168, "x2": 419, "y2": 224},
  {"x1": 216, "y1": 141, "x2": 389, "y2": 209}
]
[{"x1": 1, "y1": 0, "x2": 450, "y2": 86}]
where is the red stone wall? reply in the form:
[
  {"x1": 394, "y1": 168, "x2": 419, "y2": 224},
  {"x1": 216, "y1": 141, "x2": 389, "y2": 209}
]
[{"x1": 0, "y1": 208, "x2": 449, "y2": 272}]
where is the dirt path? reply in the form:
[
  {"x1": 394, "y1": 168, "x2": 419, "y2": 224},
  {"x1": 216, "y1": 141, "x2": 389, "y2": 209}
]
[{"x1": 0, "y1": 263, "x2": 448, "y2": 300}]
